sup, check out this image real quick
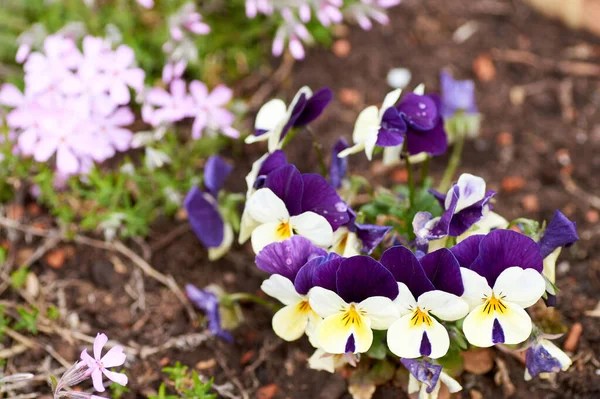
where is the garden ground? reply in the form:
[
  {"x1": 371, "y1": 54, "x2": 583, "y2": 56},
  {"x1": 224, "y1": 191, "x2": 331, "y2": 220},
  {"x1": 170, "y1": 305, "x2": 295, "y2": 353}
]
[{"x1": 2, "y1": 0, "x2": 600, "y2": 398}]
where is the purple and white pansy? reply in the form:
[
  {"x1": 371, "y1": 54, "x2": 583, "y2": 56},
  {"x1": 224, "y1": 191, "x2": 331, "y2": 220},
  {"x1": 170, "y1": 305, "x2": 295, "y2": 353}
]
[
  {"x1": 245, "y1": 86, "x2": 333, "y2": 152},
  {"x1": 382, "y1": 246, "x2": 469, "y2": 359},
  {"x1": 184, "y1": 155, "x2": 234, "y2": 260},
  {"x1": 414, "y1": 173, "x2": 496, "y2": 247},
  {"x1": 243, "y1": 164, "x2": 349, "y2": 253},
  {"x1": 401, "y1": 358, "x2": 462, "y2": 398},
  {"x1": 452, "y1": 230, "x2": 546, "y2": 347},
  {"x1": 309, "y1": 256, "x2": 400, "y2": 354},
  {"x1": 525, "y1": 337, "x2": 572, "y2": 380},
  {"x1": 330, "y1": 208, "x2": 392, "y2": 257}
]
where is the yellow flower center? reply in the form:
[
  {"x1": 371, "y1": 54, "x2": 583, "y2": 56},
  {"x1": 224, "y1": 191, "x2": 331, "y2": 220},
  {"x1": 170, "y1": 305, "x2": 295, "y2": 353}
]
[
  {"x1": 341, "y1": 304, "x2": 366, "y2": 327},
  {"x1": 482, "y1": 294, "x2": 507, "y2": 315},
  {"x1": 276, "y1": 221, "x2": 293, "y2": 239},
  {"x1": 298, "y1": 300, "x2": 312, "y2": 312},
  {"x1": 410, "y1": 307, "x2": 433, "y2": 327}
]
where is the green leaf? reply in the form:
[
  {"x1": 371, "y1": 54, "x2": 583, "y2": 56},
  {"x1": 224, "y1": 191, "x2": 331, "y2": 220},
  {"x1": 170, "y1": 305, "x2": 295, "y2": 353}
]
[{"x1": 10, "y1": 266, "x2": 29, "y2": 289}]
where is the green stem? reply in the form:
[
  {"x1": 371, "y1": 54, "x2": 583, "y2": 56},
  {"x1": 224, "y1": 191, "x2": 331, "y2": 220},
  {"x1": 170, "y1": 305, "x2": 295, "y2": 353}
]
[
  {"x1": 306, "y1": 126, "x2": 328, "y2": 177},
  {"x1": 404, "y1": 150, "x2": 416, "y2": 208},
  {"x1": 227, "y1": 293, "x2": 281, "y2": 312},
  {"x1": 420, "y1": 156, "x2": 430, "y2": 188},
  {"x1": 438, "y1": 132, "x2": 465, "y2": 193}
]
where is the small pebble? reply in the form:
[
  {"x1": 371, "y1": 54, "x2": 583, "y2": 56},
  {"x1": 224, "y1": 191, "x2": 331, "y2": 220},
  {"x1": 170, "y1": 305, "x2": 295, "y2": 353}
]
[
  {"x1": 256, "y1": 383, "x2": 279, "y2": 399},
  {"x1": 563, "y1": 322, "x2": 583, "y2": 352},
  {"x1": 45, "y1": 249, "x2": 66, "y2": 269},
  {"x1": 585, "y1": 209, "x2": 599, "y2": 223},
  {"x1": 557, "y1": 261, "x2": 570, "y2": 276},
  {"x1": 339, "y1": 88, "x2": 361, "y2": 106},
  {"x1": 496, "y1": 132, "x2": 514, "y2": 146},
  {"x1": 332, "y1": 40, "x2": 351, "y2": 57},
  {"x1": 473, "y1": 54, "x2": 496, "y2": 82},
  {"x1": 501, "y1": 176, "x2": 526, "y2": 193},
  {"x1": 522, "y1": 194, "x2": 540, "y2": 212},
  {"x1": 25, "y1": 272, "x2": 40, "y2": 298},
  {"x1": 387, "y1": 68, "x2": 412, "y2": 89}
]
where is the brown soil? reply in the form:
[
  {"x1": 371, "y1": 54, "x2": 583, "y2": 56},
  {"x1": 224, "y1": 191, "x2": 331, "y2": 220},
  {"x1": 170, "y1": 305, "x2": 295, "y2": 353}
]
[{"x1": 3, "y1": 0, "x2": 600, "y2": 398}]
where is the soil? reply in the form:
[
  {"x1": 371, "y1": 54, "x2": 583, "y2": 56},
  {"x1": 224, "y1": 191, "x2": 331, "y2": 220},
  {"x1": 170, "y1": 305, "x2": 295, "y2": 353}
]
[{"x1": 2, "y1": 0, "x2": 600, "y2": 398}]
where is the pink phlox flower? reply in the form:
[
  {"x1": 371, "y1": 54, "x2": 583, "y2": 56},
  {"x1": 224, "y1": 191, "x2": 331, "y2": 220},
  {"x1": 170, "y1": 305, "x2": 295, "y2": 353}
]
[
  {"x1": 96, "y1": 45, "x2": 145, "y2": 105},
  {"x1": 169, "y1": 3, "x2": 210, "y2": 41},
  {"x1": 162, "y1": 59, "x2": 187, "y2": 83},
  {"x1": 188, "y1": 81, "x2": 238, "y2": 139},
  {"x1": 272, "y1": 9, "x2": 312, "y2": 60},
  {"x1": 136, "y1": 0, "x2": 154, "y2": 8},
  {"x1": 87, "y1": 104, "x2": 135, "y2": 159},
  {"x1": 245, "y1": 0, "x2": 274, "y2": 18},
  {"x1": 80, "y1": 333, "x2": 127, "y2": 393},
  {"x1": 315, "y1": 0, "x2": 343, "y2": 26},
  {"x1": 145, "y1": 79, "x2": 193, "y2": 126}
]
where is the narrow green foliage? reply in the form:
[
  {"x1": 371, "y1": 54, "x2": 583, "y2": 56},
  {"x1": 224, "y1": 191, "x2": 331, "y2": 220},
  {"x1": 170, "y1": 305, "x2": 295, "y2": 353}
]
[
  {"x1": 14, "y1": 306, "x2": 39, "y2": 335},
  {"x1": 10, "y1": 267, "x2": 29, "y2": 290}
]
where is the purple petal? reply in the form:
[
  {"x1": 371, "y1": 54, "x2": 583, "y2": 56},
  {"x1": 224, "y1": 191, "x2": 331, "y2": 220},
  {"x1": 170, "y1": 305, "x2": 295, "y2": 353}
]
[
  {"x1": 420, "y1": 248, "x2": 464, "y2": 296},
  {"x1": 204, "y1": 155, "x2": 232, "y2": 197},
  {"x1": 428, "y1": 186, "x2": 460, "y2": 239},
  {"x1": 447, "y1": 190, "x2": 496, "y2": 237},
  {"x1": 428, "y1": 189, "x2": 447, "y2": 207},
  {"x1": 397, "y1": 93, "x2": 439, "y2": 130},
  {"x1": 400, "y1": 359, "x2": 442, "y2": 392},
  {"x1": 406, "y1": 118, "x2": 448, "y2": 156},
  {"x1": 492, "y1": 318, "x2": 505, "y2": 344},
  {"x1": 470, "y1": 230, "x2": 544, "y2": 286},
  {"x1": 255, "y1": 236, "x2": 327, "y2": 282},
  {"x1": 311, "y1": 253, "x2": 344, "y2": 293},
  {"x1": 355, "y1": 223, "x2": 392, "y2": 254},
  {"x1": 184, "y1": 187, "x2": 224, "y2": 248},
  {"x1": 449, "y1": 235, "x2": 484, "y2": 268},
  {"x1": 254, "y1": 128, "x2": 268, "y2": 137},
  {"x1": 279, "y1": 93, "x2": 308, "y2": 142},
  {"x1": 336, "y1": 256, "x2": 399, "y2": 303},
  {"x1": 525, "y1": 344, "x2": 562, "y2": 379},
  {"x1": 345, "y1": 334, "x2": 356, "y2": 353},
  {"x1": 265, "y1": 164, "x2": 304, "y2": 215},
  {"x1": 538, "y1": 210, "x2": 579, "y2": 258},
  {"x1": 440, "y1": 71, "x2": 478, "y2": 118},
  {"x1": 376, "y1": 107, "x2": 406, "y2": 147},
  {"x1": 294, "y1": 87, "x2": 333, "y2": 126},
  {"x1": 419, "y1": 331, "x2": 432, "y2": 356},
  {"x1": 301, "y1": 174, "x2": 350, "y2": 230},
  {"x1": 380, "y1": 246, "x2": 435, "y2": 298},
  {"x1": 329, "y1": 138, "x2": 349, "y2": 189},
  {"x1": 186, "y1": 284, "x2": 233, "y2": 342},
  {"x1": 258, "y1": 150, "x2": 289, "y2": 177}
]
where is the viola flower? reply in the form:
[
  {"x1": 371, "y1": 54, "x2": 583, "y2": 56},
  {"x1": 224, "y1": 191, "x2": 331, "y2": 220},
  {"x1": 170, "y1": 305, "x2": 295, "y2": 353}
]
[
  {"x1": 329, "y1": 137, "x2": 349, "y2": 189},
  {"x1": 145, "y1": 79, "x2": 193, "y2": 126},
  {"x1": 256, "y1": 236, "x2": 329, "y2": 342},
  {"x1": 309, "y1": 256, "x2": 399, "y2": 354},
  {"x1": 338, "y1": 88, "x2": 405, "y2": 161},
  {"x1": 382, "y1": 246, "x2": 469, "y2": 359},
  {"x1": 414, "y1": 173, "x2": 496, "y2": 247},
  {"x1": 243, "y1": 164, "x2": 348, "y2": 252},
  {"x1": 537, "y1": 210, "x2": 578, "y2": 305},
  {"x1": 401, "y1": 358, "x2": 462, "y2": 399},
  {"x1": 80, "y1": 333, "x2": 127, "y2": 392},
  {"x1": 395, "y1": 88, "x2": 447, "y2": 156},
  {"x1": 184, "y1": 156, "x2": 234, "y2": 261},
  {"x1": 188, "y1": 81, "x2": 239, "y2": 139},
  {"x1": 440, "y1": 71, "x2": 478, "y2": 119},
  {"x1": 246, "y1": 86, "x2": 333, "y2": 152},
  {"x1": 331, "y1": 208, "x2": 391, "y2": 257},
  {"x1": 186, "y1": 284, "x2": 233, "y2": 342},
  {"x1": 525, "y1": 338, "x2": 572, "y2": 380},
  {"x1": 451, "y1": 230, "x2": 546, "y2": 347}
]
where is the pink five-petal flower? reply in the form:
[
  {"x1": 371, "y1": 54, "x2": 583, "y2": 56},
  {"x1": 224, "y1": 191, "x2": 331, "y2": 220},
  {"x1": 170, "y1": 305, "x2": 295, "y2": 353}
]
[
  {"x1": 189, "y1": 81, "x2": 238, "y2": 139},
  {"x1": 146, "y1": 79, "x2": 192, "y2": 126},
  {"x1": 98, "y1": 45, "x2": 145, "y2": 105},
  {"x1": 80, "y1": 333, "x2": 127, "y2": 393}
]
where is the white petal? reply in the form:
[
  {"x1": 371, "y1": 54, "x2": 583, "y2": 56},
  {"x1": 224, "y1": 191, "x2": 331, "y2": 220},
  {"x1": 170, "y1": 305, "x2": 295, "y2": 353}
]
[
  {"x1": 387, "y1": 314, "x2": 450, "y2": 359},
  {"x1": 358, "y1": 297, "x2": 399, "y2": 330},
  {"x1": 446, "y1": 173, "x2": 486, "y2": 213},
  {"x1": 308, "y1": 349, "x2": 335, "y2": 373},
  {"x1": 245, "y1": 153, "x2": 268, "y2": 199},
  {"x1": 418, "y1": 291, "x2": 469, "y2": 321},
  {"x1": 238, "y1": 207, "x2": 260, "y2": 244},
  {"x1": 352, "y1": 106, "x2": 380, "y2": 144},
  {"x1": 246, "y1": 188, "x2": 289, "y2": 224},
  {"x1": 382, "y1": 145, "x2": 402, "y2": 166},
  {"x1": 251, "y1": 222, "x2": 290, "y2": 253},
  {"x1": 290, "y1": 212, "x2": 333, "y2": 248},
  {"x1": 316, "y1": 311, "x2": 372, "y2": 354},
  {"x1": 379, "y1": 88, "x2": 402, "y2": 119},
  {"x1": 261, "y1": 274, "x2": 303, "y2": 306},
  {"x1": 208, "y1": 223, "x2": 233, "y2": 260},
  {"x1": 308, "y1": 287, "x2": 348, "y2": 318},
  {"x1": 463, "y1": 301, "x2": 532, "y2": 347},
  {"x1": 272, "y1": 303, "x2": 310, "y2": 341},
  {"x1": 493, "y1": 267, "x2": 546, "y2": 308},
  {"x1": 255, "y1": 99, "x2": 287, "y2": 131},
  {"x1": 267, "y1": 118, "x2": 289, "y2": 153},
  {"x1": 337, "y1": 143, "x2": 365, "y2": 158},
  {"x1": 440, "y1": 372, "x2": 462, "y2": 393},
  {"x1": 542, "y1": 248, "x2": 561, "y2": 284},
  {"x1": 244, "y1": 132, "x2": 270, "y2": 144},
  {"x1": 413, "y1": 83, "x2": 425, "y2": 95},
  {"x1": 460, "y1": 268, "x2": 492, "y2": 311},
  {"x1": 364, "y1": 126, "x2": 379, "y2": 161},
  {"x1": 393, "y1": 282, "x2": 417, "y2": 315}
]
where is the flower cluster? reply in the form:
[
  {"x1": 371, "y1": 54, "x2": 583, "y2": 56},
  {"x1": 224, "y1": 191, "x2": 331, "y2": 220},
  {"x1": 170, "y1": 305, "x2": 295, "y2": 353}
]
[
  {"x1": 53, "y1": 333, "x2": 127, "y2": 399},
  {"x1": 245, "y1": 0, "x2": 401, "y2": 60},
  {"x1": 0, "y1": 34, "x2": 144, "y2": 176},
  {"x1": 230, "y1": 81, "x2": 579, "y2": 397}
]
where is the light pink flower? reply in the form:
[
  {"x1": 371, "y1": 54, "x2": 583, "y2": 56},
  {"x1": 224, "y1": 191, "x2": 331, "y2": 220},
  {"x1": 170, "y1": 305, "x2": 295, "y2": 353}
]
[
  {"x1": 162, "y1": 59, "x2": 187, "y2": 83},
  {"x1": 189, "y1": 81, "x2": 239, "y2": 139},
  {"x1": 96, "y1": 45, "x2": 145, "y2": 105},
  {"x1": 145, "y1": 79, "x2": 193, "y2": 126},
  {"x1": 80, "y1": 333, "x2": 127, "y2": 393},
  {"x1": 136, "y1": 0, "x2": 154, "y2": 8}
]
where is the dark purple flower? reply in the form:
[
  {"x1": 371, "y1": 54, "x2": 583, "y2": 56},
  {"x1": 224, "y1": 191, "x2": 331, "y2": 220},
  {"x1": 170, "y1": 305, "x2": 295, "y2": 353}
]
[
  {"x1": 184, "y1": 186, "x2": 225, "y2": 248},
  {"x1": 264, "y1": 164, "x2": 305, "y2": 215},
  {"x1": 296, "y1": 252, "x2": 343, "y2": 295},
  {"x1": 538, "y1": 210, "x2": 579, "y2": 258},
  {"x1": 329, "y1": 138, "x2": 349, "y2": 189},
  {"x1": 414, "y1": 173, "x2": 496, "y2": 245},
  {"x1": 375, "y1": 107, "x2": 407, "y2": 147},
  {"x1": 335, "y1": 256, "x2": 399, "y2": 303},
  {"x1": 251, "y1": 150, "x2": 289, "y2": 192},
  {"x1": 204, "y1": 155, "x2": 232, "y2": 198},
  {"x1": 185, "y1": 284, "x2": 233, "y2": 342},
  {"x1": 255, "y1": 236, "x2": 327, "y2": 282},
  {"x1": 301, "y1": 173, "x2": 349, "y2": 230},
  {"x1": 401, "y1": 359, "x2": 442, "y2": 394},
  {"x1": 450, "y1": 229, "x2": 544, "y2": 287},
  {"x1": 396, "y1": 92, "x2": 447, "y2": 156},
  {"x1": 333, "y1": 208, "x2": 391, "y2": 255},
  {"x1": 440, "y1": 71, "x2": 478, "y2": 119},
  {"x1": 380, "y1": 246, "x2": 464, "y2": 297}
]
